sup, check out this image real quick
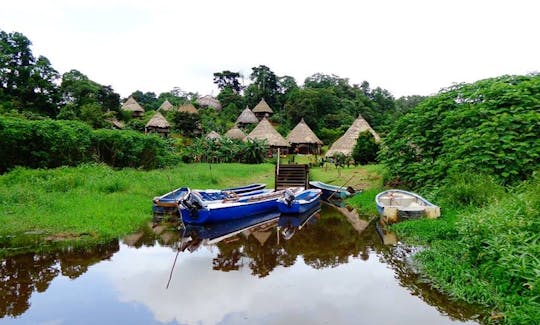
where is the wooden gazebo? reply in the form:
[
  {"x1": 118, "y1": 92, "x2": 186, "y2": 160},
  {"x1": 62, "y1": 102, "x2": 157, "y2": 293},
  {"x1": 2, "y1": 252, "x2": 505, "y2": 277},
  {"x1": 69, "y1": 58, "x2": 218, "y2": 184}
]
[{"x1": 286, "y1": 118, "x2": 323, "y2": 154}]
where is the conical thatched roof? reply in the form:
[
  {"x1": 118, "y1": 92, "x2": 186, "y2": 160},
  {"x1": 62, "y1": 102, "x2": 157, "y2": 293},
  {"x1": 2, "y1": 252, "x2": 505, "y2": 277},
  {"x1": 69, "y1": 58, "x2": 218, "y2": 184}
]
[
  {"x1": 326, "y1": 115, "x2": 380, "y2": 157},
  {"x1": 205, "y1": 130, "x2": 221, "y2": 140},
  {"x1": 286, "y1": 118, "x2": 323, "y2": 145},
  {"x1": 158, "y1": 99, "x2": 174, "y2": 111},
  {"x1": 121, "y1": 96, "x2": 144, "y2": 112},
  {"x1": 246, "y1": 118, "x2": 289, "y2": 147},
  {"x1": 224, "y1": 126, "x2": 246, "y2": 140},
  {"x1": 252, "y1": 98, "x2": 273, "y2": 113},
  {"x1": 236, "y1": 106, "x2": 259, "y2": 124},
  {"x1": 196, "y1": 95, "x2": 222, "y2": 110},
  {"x1": 145, "y1": 111, "x2": 170, "y2": 128},
  {"x1": 178, "y1": 103, "x2": 198, "y2": 114}
]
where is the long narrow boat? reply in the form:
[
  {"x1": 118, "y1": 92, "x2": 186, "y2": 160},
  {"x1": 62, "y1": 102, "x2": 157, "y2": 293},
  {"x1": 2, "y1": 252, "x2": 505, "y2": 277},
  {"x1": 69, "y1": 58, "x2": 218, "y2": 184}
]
[
  {"x1": 179, "y1": 187, "x2": 303, "y2": 224},
  {"x1": 276, "y1": 188, "x2": 322, "y2": 214},
  {"x1": 309, "y1": 181, "x2": 357, "y2": 201},
  {"x1": 152, "y1": 183, "x2": 266, "y2": 215},
  {"x1": 375, "y1": 189, "x2": 441, "y2": 220}
]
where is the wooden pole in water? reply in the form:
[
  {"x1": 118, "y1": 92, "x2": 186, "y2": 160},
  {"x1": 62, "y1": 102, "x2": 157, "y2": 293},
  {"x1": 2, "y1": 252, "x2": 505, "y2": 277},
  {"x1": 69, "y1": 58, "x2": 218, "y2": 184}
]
[{"x1": 166, "y1": 249, "x2": 180, "y2": 289}]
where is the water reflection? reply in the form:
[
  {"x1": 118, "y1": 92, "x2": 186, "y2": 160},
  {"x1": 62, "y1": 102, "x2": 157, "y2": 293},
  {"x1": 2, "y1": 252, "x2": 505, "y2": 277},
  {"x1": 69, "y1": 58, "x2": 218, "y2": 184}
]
[{"x1": 0, "y1": 205, "x2": 483, "y2": 324}]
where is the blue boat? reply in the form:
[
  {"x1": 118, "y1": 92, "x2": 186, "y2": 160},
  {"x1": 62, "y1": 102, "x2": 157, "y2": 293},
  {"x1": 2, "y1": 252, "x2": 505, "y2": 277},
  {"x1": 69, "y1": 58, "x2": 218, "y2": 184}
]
[
  {"x1": 309, "y1": 181, "x2": 358, "y2": 201},
  {"x1": 278, "y1": 205, "x2": 321, "y2": 240},
  {"x1": 375, "y1": 189, "x2": 441, "y2": 221},
  {"x1": 277, "y1": 188, "x2": 322, "y2": 214},
  {"x1": 153, "y1": 183, "x2": 266, "y2": 215},
  {"x1": 179, "y1": 187, "x2": 302, "y2": 224}
]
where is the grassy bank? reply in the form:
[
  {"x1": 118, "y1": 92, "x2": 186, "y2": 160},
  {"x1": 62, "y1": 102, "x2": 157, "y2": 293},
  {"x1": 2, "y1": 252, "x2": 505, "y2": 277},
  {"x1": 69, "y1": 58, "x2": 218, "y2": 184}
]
[
  {"x1": 348, "y1": 172, "x2": 540, "y2": 324},
  {"x1": 0, "y1": 163, "x2": 274, "y2": 256}
]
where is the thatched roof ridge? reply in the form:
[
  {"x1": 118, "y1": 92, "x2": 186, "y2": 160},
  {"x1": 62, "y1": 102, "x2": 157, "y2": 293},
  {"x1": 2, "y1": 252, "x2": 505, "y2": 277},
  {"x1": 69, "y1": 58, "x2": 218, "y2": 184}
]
[
  {"x1": 205, "y1": 130, "x2": 221, "y2": 140},
  {"x1": 196, "y1": 95, "x2": 222, "y2": 110},
  {"x1": 236, "y1": 106, "x2": 259, "y2": 124},
  {"x1": 224, "y1": 126, "x2": 246, "y2": 140},
  {"x1": 158, "y1": 100, "x2": 174, "y2": 111},
  {"x1": 246, "y1": 118, "x2": 289, "y2": 147},
  {"x1": 121, "y1": 96, "x2": 144, "y2": 112},
  {"x1": 145, "y1": 111, "x2": 170, "y2": 128},
  {"x1": 286, "y1": 118, "x2": 323, "y2": 145},
  {"x1": 178, "y1": 103, "x2": 198, "y2": 114},
  {"x1": 252, "y1": 98, "x2": 273, "y2": 113},
  {"x1": 326, "y1": 115, "x2": 380, "y2": 157}
]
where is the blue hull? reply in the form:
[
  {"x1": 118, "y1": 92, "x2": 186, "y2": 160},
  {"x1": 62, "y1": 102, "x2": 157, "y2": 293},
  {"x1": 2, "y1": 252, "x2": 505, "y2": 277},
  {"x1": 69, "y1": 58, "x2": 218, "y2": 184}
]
[
  {"x1": 180, "y1": 197, "x2": 279, "y2": 224},
  {"x1": 277, "y1": 189, "x2": 322, "y2": 214},
  {"x1": 309, "y1": 181, "x2": 352, "y2": 200}
]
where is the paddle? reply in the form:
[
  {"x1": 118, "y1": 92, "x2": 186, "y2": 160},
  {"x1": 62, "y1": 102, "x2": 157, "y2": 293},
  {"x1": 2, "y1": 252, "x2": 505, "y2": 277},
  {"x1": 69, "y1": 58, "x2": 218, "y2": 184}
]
[{"x1": 327, "y1": 175, "x2": 355, "y2": 201}]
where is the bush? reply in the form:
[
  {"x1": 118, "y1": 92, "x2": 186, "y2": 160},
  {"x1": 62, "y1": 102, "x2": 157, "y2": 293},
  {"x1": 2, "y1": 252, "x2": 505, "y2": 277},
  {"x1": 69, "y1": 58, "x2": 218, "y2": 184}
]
[{"x1": 352, "y1": 131, "x2": 379, "y2": 164}]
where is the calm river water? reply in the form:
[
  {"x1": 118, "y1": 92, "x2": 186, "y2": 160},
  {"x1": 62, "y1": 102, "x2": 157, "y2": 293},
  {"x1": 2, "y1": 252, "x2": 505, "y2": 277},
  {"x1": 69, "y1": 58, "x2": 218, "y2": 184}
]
[{"x1": 1, "y1": 204, "x2": 482, "y2": 324}]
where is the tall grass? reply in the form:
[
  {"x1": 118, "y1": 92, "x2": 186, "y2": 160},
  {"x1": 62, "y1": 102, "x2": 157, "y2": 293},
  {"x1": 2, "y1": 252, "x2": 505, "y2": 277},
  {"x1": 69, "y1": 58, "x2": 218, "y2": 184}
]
[{"x1": 0, "y1": 163, "x2": 274, "y2": 255}]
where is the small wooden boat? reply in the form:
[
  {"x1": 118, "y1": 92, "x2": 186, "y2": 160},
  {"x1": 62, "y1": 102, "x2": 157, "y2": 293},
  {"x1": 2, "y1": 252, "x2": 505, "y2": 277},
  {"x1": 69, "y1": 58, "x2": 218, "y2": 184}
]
[
  {"x1": 276, "y1": 189, "x2": 322, "y2": 214},
  {"x1": 152, "y1": 183, "x2": 266, "y2": 215},
  {"x1": 309, "y1": 181, "x2": 358, "y2": 201},
  {"x1": 179, "y1": 187, "x2": 303, "y2": 224},
  {"x1": 375, "y1": 189, "x2": 440, "y2": 221}
]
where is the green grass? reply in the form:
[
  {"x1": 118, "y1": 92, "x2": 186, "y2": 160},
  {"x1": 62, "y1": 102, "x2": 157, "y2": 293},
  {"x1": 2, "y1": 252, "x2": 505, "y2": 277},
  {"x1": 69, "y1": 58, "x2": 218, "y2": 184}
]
[{"x1": 0, "y1": 163, "x2": 274, "y2": 256}]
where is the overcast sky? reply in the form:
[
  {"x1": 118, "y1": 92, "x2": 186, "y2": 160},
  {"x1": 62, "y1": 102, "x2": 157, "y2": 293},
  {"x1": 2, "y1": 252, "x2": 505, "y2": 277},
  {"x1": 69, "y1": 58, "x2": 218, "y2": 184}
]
[{"x1": 2, "y1": 0, "x2": 539, "y2": 98}]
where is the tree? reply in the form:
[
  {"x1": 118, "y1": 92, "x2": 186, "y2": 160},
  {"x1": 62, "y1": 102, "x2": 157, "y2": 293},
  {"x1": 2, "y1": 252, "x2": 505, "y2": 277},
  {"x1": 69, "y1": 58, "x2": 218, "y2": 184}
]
[
  {"x1": 352, "y1": 131, "x2": 379, "y2": 164},
  {"x1": 129, "y1": 90, "x2": 158, "y2": 111},
  {"x1": 213, "y1": 70, "x2": 243, "y2": 94},
  {"x1": 245, "y1": 65, "x2": 280, "y2": 110}
]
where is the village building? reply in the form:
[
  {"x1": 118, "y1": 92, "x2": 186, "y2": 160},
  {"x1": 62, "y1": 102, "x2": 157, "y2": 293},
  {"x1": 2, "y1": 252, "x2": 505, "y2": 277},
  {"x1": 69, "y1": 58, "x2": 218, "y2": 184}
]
[
  {"x1": 121, "y1": 96, "x2": 144, "y2": 118},
  {"x1": 286, "y1": 118, "x2": 323, "y2": 154},
  {"x1": 325, "y1": 115, "x2": 380, "y2": 157},
  {"x1": 205, "y1": 130, "x2": 221, "y2": 140},
  {"x1": 252, "y1": 98, "x2": 273, "y2": 120},
  {"x1": 246, "y1": 118, "x2": 289, "y2": 154},
  {"x1": 196, "y1": 95, "x2": 222, "y2": 110},
  {"x1": 178, "y1": 102, "x2": 199, "y2": 114},
  {"x1": 157, "y1": 99, "x2": 174, "y2": 111},
  {"x1": 224, "y1": 125, "x2": 246, "y2": 140},
  {"x1": 145, "y1": 111, "x2": 170, "y2": 137},
  {"x1": 235, "y1": 106, "x2": 259, "y2": 129}
]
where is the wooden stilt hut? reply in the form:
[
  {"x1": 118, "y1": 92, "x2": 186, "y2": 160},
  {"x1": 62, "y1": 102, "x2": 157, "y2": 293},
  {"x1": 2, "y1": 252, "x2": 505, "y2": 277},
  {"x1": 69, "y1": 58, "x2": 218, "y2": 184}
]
[
  {"x1": 252, "y1": 98, "x2": 273, "y2": 120},
  {"x1": 157, "y1": 99, "x2": 174, "y2": 111},
  {"x1": 121, "y1": 96, "x2": 144, "y2": 118},
  {"x1": 205, "y1": 130, "x2": 221, "y2": 140},
  {"x1": 145, "y1": 112, "x2": 170, "y2": 137},
  {"x1": 236, "y1": 106, "x2": 259, "y2": 129},
  {"x1": 224, "y1": 125, "x2": 246, "y2": 140},
  {"x1": 245, "y1": 118, "x2": 289, "y2": 155},
  {"x1": 286, "y1": 118, "x2": 323, "y2": 154},
  {"x1": 196, "y1": 95, "x2": 222, "y2": 110},
  {"x1": 178, "y1": 103, "x2": 199, "y2": 114},
  {"x1": 326, "y1": 115, "x2": 380, "y2": 157}
]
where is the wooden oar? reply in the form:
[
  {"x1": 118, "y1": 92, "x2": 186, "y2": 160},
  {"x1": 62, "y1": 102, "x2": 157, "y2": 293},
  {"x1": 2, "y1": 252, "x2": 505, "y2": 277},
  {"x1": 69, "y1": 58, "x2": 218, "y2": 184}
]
[{"x1": 327, "y1": 175, "x2": 355, "y2": 201}]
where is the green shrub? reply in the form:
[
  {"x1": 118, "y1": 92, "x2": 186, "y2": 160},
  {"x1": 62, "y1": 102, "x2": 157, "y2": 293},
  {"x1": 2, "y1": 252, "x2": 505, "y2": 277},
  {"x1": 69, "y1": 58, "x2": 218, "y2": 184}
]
[
  {"x1": 352, "y1": 131, "x2": 379, "y2": 164},
  {"x1": 436, "y1": 172, "x2": 506, "y2": 208}
]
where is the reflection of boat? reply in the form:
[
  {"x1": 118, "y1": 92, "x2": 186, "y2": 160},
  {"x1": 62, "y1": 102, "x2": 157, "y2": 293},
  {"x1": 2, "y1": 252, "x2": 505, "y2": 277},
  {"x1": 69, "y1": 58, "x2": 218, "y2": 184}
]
[
  {"x1": 375, "y1": 189, "x2": 440, "y2": 220},
  {"x1": 277, "y1": 188, "x2": 322, "y2": 214},
  {"x1": 179, "y1": 187, "x2": 302, "y2": 224},
  {"x1": 309, "y1": 181, "x2": 357, "y2": 201},
  {"x1": 278, "y1": 205, "x2": 321, "y2": 240},
  {"x1": 184, "y1": 211, "x2": 281, "y2": 245},
  {"x1": 152, "y1": 183, "x2": 266, "y2": 215}
]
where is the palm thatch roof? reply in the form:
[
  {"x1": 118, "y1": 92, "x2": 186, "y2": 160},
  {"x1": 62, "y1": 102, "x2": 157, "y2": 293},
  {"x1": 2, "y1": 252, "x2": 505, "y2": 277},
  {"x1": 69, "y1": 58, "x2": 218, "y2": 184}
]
[
  {"x1": 246, "y1": 118, "x2": 289, "y2": 147},
  {"x1": 145, "y1": 112, "x2": 170, "y2": 128},
  {"x1": 205, "y1": 130, "x2": 221, "y2": 140},
  {"x1": 196, "y1": 95, "x2": 222, "y2": 110},
  {"x1": 252, "y1": 98, "x2": 273, "y2": 113},
  {"x1": 224, "y1": 126, "x2": 246, "y2": 140},
  {"x1": 121, "y1": 96, "x2": 144, "y2": 112},
  {"x1": 178, "y1": 103, "x2": 198, "y2": 114},
  {"x1": 236, "y1": 106, "x2": 259, "y2": 125},
  {"x1": 326, "y1": 115, "x2": 381, "y2": 157},
  {"x1": 158, "y1": 99, "x2": 174, "y2": 111},
  {"x1": 286, "y1": 118, "x2": 323, "y2": 145}
]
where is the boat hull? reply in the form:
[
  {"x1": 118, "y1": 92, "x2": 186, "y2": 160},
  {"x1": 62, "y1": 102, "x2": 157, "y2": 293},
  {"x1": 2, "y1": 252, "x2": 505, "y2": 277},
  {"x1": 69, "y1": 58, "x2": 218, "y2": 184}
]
[
  {"x1": 375, "y1": 189, "x2": 440, "y2": 220},
  {"x1": 309, "y1": 181, "x2": 352, "y2": 201},
  {"x1": 277, "y1": 189, "x2": 322, "y2": 214}
]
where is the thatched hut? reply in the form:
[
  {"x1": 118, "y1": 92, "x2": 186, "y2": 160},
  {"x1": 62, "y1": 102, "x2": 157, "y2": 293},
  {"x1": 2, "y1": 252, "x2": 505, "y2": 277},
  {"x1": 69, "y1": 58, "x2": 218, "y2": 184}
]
[
  {"x1": 107, "y1": 118, "x2": 124, "y2": 130},
  {"x1": 205, "y1": 130, "x2": 221, "y2": 140},
  {"x1": 252, "y1": 98, "x2": 273, "y2": 120},
  {"x1": 224, "y1": 125, "x2": 246, "y2": 140},
  {"x1": 196, "y1": 95, "x2": 222, "y2": 110},
  {"x1": 178, "y1": 103, "x2": 198, "y2": 114},
  {"x1": 158, "y1": 99, "x2": 174, "y2": 111},
  {"x1": 326, "y1": 115, "x2": 380, "y2": 157},
  {"x1": 145, "y1": 112, "x2": 170, "y2": 137},
  {"x1": 236, "y1": 106, "x2": 259, "y2": 129},
  {"x1": 121, "y1": 96, "x2": 144, "y2": 117},
  {"x1": 286, "y1": 118, "x2": 323, "y2": 154},
  {"x1": 246, "y1": 118, "x2": 289, "y2": 154}
]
